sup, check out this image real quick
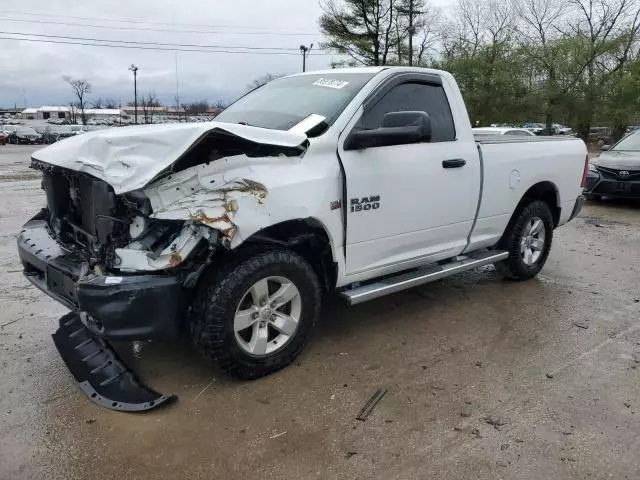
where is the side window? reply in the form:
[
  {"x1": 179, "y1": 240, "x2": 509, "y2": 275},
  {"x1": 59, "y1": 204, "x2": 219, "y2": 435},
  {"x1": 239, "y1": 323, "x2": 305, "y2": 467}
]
[{"x1": 359, "y1": 82, "x2": 456, "y2": 142}]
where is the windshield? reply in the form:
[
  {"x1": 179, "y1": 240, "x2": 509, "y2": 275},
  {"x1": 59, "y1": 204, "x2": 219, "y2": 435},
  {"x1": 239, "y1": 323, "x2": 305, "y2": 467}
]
[
  {"x1": 216, "y1": 73, "x2": 376, "y2": 131},
  {"x1": 612, "y1": 131, "x2": 640, "y2": 151}
]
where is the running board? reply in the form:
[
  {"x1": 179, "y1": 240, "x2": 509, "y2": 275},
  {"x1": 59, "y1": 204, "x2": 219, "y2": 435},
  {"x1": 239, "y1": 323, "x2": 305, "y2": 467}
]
[{"x1": 340, "y1": 250, "x2": 508, "y2": 306}]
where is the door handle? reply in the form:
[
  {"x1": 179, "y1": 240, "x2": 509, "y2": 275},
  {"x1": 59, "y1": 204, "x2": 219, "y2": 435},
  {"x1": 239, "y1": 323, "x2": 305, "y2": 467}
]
[{"x1": 442, "y1": 159, "x2": 467, "y2": 168}]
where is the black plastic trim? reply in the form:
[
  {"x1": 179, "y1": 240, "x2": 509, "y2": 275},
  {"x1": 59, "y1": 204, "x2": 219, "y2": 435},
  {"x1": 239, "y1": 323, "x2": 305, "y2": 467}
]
[{"x1": 53, "y1": 313, "x2": 175, "y2": 412}]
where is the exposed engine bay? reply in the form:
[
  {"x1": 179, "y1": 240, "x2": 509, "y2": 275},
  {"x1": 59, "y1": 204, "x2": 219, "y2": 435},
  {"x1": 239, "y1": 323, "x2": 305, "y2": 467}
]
[
  {"x1": 30, "y1": 126, "x2": 308, "y2": 274},
  {"x1": 33, "y1": 159, "x2": 201, "y2": 272}
]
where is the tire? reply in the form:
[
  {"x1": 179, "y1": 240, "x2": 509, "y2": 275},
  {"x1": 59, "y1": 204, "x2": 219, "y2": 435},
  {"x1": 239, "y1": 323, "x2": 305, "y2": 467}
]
[
  {"x1": 495, "y1": 200, "x2": 554, "y2": 281},
  {"x1": 190, "y1": 248, "x2": 321, "y2": 380}
]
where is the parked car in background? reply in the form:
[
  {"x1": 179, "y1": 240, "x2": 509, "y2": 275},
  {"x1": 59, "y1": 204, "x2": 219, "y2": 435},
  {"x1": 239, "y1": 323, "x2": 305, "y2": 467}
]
[
  {"x1": 589, "y1": 127, "x2": 615, "y2": 146},
  {"x1": 1, "y1": 125, "x2": 19, "y2": 137},
  {"x1": 0, "y1": 131, "x2": 6, "y2": 145},
  {"x1": 584, "y1": 130, "x2": 640, "y2": 199},
  {"x1": 9, "y1": 127, "x2": 42, "y2": 145},
  {"x1": 553, "y1": 124, "x2": 573, "y2": 135},
  {"x1": 522, "y1": 123, "x2": 545, "y2": 135},
  {"x1": 473, "y1": 127, "x2": 536, "y2": 137}
]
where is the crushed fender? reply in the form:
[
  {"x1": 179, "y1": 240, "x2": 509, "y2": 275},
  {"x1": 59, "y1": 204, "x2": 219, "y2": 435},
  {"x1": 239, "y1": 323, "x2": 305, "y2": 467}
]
[{"x1": 52, "y1": 312, "x2": 175, "y2": 412}]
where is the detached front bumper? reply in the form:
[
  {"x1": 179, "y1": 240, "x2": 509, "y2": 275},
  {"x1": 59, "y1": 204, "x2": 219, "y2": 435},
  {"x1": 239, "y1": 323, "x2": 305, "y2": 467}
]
[{"x1": 17, "y1": 213, "x2": 188, "y2": 341}]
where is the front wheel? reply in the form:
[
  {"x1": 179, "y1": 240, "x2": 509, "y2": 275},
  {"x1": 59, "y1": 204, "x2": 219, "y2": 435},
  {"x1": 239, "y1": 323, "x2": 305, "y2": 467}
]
[
  {"x1": 190, "y1": 248, "x2": 321, "y2": 380},
  {"x1": 495, "y1": 200, "x2": 554, "y2": 281}
]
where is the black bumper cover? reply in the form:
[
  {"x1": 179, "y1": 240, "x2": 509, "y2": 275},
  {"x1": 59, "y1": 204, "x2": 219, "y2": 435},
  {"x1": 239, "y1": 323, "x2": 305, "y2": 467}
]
[
  {"x1": 18, "y1": 215, "x2": 188, "y2": 341},
  {"x1": 584, "y1": 171, "x2": 640, "y2": 198},
  {"x1": 53, "y1": 312, "x2": 175, "y2": 412}
]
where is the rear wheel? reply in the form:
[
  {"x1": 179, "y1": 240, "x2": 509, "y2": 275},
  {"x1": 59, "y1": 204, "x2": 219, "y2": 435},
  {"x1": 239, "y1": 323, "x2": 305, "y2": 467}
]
[
  {"x1": 496, "y1": 200, "x2": 554, "y2": 280},
  {"x1": 190, "y1": 248, "x2": 321, "y2": 380}
]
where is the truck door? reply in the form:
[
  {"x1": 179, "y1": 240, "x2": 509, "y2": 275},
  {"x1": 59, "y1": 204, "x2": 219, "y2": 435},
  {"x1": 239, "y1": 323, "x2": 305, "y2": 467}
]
[{"x1": 338, "y1": 74, "x2": 480, "y2": 276}]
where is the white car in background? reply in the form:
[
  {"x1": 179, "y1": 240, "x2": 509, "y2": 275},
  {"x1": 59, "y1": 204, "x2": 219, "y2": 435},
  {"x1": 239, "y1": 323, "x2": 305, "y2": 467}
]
[{"x1": 473, "y1": 127, "x2": 536, "y2": 138}]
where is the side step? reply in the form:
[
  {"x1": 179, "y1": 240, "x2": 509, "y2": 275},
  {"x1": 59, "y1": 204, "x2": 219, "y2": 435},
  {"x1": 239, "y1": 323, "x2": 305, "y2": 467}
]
[
  {"x1": 340, "y1": 250, "x2": 508, "y2": 306},
  {"x1": 52, "y1": 312, "x2": 175, "y2": 412}
]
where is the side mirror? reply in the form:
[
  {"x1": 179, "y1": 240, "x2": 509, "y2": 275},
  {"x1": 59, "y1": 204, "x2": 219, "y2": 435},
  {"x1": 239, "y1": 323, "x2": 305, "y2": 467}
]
[
  {"x1": 601, "y1": 144, "x2": 611, "y2": 151},
  {"x1": 344, "y1": 111, "x2": 431, "y2": 151}
]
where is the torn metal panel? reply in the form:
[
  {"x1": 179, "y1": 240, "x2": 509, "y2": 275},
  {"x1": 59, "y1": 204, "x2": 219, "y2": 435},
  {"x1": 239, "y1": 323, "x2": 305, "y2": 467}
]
[
  {"x1": 115, "y1": 224, "x2": 211, "y2": 272},
  {"x1": 31, "y1": 122, "x2": 308, "y2": 194}
]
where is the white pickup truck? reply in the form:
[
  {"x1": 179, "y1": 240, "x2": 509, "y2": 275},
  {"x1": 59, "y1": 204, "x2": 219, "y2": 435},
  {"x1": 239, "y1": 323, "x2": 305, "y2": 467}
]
[{"x1": 18, "y1": 67, "x2": 587, "y2": 408}]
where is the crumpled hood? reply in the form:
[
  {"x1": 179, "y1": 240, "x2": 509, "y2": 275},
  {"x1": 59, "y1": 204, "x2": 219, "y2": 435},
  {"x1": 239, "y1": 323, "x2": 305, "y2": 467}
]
[
  {"x1": 31, "y1": 121, "x2": 308, "y2": 194},
  {"x1": 592, "y1": 150, "x2": 640, "y2": 170}
]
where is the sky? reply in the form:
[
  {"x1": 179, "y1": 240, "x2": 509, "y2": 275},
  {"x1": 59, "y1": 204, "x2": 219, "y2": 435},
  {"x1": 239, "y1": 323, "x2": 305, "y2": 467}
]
[{"x1": 0, "y1": 0, "x2": 453, "y2": 108}]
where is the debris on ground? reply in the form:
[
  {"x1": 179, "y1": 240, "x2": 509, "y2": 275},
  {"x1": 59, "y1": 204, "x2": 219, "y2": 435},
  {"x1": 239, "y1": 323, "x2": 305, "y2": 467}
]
[
  {"x1": 573, "y1": 322, "x2": 589, "y2": 329},
  {"x1": 356, "y1": 388, "x2": 388, "y2": 421},
  {"x1": 471, "y1": 428, "x2": 482, "y2": 438},
  {"x1": 515, "y1": 438, "x2": 524, "y2": 443},
  {"x1": 0, "y1": 317, "x2": 22, "y2": 329},
  {"x1": 269, "y1": 431, "x2": 287, "y2": 439},
  {"x1": 624, "y1": 402, "x2": 631, "y2": 408},
  {"x1": 496, "y1": 461, "x2": 509, "y2": 468},
  {"x1": 475, "y1": 361, "x2": 484, "y2": 367},
  {"x1": 485, "y1": 415, "x2": 507, "y2": 431},
  {"x1": 561, "y1": 456, "x2": 577, "y2": 462},
  {"x1": 345, "y1": 451, "x2": 358, "y2": 459},
  {"x1": 85, "y1": 419, "x2": 96, "y2": 425},
  {"x1": 546, "y1": 373, "x2": 555, "y2": 379},
  {"x1": 500, "y1": 443, "x2": 510, "y2": 451}
]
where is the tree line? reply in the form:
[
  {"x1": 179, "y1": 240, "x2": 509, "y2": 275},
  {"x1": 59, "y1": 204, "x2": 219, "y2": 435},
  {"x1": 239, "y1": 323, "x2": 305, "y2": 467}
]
[
  {"x1": 62, "y1": 77, "x2": 228, "y2": 125},
  {"x1": 320, "y1": 0, "x2": 640, "y2": 141}
]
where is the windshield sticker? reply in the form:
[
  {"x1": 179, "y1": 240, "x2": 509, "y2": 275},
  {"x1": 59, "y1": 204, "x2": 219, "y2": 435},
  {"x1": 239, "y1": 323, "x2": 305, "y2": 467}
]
[{"x1": 313, "y1": 78, "x2": 350, "y2": 89}]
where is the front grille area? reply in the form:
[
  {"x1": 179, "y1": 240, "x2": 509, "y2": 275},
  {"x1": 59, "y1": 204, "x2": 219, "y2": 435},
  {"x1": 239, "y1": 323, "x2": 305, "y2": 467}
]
[
  {"x1": 593, "y1": 180, "x2": 640, "y2": 196},
  {"x1": 31, "y1": 159, "x2": 130, "y2": 262},
  {"x1": 596, "y1": 166, "x2": 640, "y2": 181}
]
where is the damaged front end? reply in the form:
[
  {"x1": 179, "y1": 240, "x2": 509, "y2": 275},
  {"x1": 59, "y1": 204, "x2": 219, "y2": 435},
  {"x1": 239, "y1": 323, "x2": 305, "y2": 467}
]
[
  {"x1": 21, "y1": 160, "x2": 222, "y2": 342},
  {"x1": 18, "y1": 122, "x2": 309, "y2": 411}
]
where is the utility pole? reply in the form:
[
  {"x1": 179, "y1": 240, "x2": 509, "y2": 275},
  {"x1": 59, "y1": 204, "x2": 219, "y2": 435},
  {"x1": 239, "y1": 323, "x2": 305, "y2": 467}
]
[
  {"x1": 408, "y1": 0, "x2": 414, "y2": 66},
  {"x1": 174, "y1": 53, "x2": 181, "y2": 123},
  {"x1": 129, "y1": 64, "x2": 139, "y2": 124},
  {"x1": 300, "y1": 44, "x2": 313, "y2": 72},
  {"x1": 398, "y1": 0, "x2": 419, "y2": 66}
]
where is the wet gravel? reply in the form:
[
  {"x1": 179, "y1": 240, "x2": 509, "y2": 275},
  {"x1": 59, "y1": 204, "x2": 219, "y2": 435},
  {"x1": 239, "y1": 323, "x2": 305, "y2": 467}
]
[{"x1": 1, "y1": 145, "x2": 640, "y2": 480}]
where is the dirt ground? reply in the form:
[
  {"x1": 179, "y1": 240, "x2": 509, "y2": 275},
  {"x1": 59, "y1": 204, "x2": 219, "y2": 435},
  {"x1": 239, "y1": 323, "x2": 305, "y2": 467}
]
[{"x1": 1, "y1": 144, "x2": 639, "y2": 480}]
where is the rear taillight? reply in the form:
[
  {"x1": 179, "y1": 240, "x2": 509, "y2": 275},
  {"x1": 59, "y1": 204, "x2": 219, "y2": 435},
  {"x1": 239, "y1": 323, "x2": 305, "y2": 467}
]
[{"x1": 581, "y1": 154, "x2": 589, "y2": 188}]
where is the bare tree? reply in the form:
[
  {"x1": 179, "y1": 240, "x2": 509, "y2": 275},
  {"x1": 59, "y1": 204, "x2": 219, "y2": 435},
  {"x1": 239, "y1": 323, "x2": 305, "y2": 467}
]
[
  {"x1": 246, "y1": 73, "x2": 285, "y2": 92},
  {"x1": 104, "y1": 98, "x2": 119, "y2": 109},
  {"x1": 63, "y1": 77, "x2": 91, "y2": 125},
  {"x1": 68, "y1": 103, "x2": 78, "y2": 124},
  {"x1": 184, "y1": 100, "x2": 210, "y2": 115},
  {"x1": 140, "y1": 92, "x2": 160, "y2": 124}
]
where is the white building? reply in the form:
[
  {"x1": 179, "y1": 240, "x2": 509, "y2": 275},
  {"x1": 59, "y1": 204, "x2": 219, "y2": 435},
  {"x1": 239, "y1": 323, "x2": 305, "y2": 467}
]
[{"x1": 19, "y1": 106, "x2": 126, "y2": 122}]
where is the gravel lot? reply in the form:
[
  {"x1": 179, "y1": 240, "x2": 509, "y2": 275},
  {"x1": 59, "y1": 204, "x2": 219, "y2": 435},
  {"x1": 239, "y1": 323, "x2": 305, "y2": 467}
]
[{"x1": 1, "y1": 144, "x2": 639, "y2": 480}]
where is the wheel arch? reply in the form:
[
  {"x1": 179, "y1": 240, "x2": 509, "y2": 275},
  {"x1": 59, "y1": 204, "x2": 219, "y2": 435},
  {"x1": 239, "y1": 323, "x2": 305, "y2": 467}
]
[
  {"x1": 498, "y1": 181, "x2": 560, "y2": 248},
  {"x1": 516, "y1": 181, "x2": 561, "y2": 227},
  {"x1": 238, "y1": 218, "x2": 338, "y2": 292}
]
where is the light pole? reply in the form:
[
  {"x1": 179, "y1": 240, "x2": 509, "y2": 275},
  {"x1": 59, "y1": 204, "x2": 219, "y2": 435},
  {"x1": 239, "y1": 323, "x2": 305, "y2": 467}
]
[
  {"x1": 300, "y1": 44, "x2": 313, "y2": 72},
  {"x1": 129, "y1": 64, "x2": 139, "y2": 124}
]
